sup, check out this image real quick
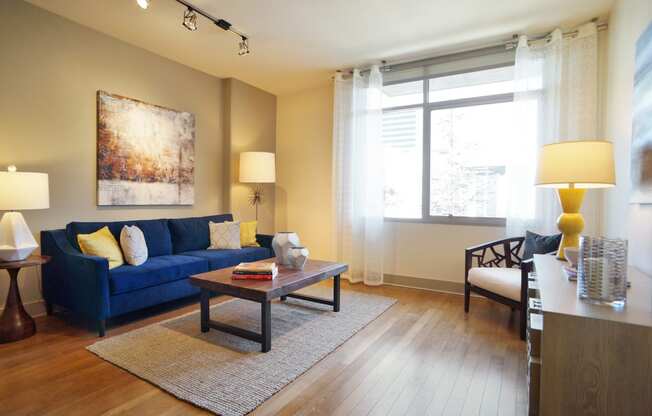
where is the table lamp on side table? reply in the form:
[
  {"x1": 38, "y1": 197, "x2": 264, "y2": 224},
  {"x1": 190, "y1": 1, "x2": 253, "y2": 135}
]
[
  {"x1": 0, "y1": 165, "x2": 50, "y2": 262},
  {"x1": 535, "y1": 140, "x2": 615, "y2": 260},
  {"x1": 239, "y1": 152, "x2": 276, "y2": 221}
]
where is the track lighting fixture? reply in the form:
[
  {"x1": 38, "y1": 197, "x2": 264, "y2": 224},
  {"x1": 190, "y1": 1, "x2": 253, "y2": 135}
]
[
  {"x1": 136, "y1": 0, "x2": 251, "y2": 55},
  {"x1": 238, "y1": 37, "x2": 250, "y2": 56},
  {"x1": 182, "y1": 8, "x2": 197, "y2": 31}
]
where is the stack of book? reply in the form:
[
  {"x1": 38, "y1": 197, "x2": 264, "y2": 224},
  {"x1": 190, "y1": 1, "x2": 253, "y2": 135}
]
[{"x1": 232, "y1": 262, "x2": 278, "y2": 280}]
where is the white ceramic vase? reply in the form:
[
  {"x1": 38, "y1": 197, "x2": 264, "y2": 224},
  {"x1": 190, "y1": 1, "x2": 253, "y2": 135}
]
[
  {"x1": 272, "y1": 232, "x2": 300, "y2": 265},
  {"x1": 287, "y1": 246, "x2": 309, "y2": 270}
]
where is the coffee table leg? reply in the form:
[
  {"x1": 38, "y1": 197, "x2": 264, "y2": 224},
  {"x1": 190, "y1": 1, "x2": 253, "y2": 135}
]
[
  {"x1": 200, "y1": 289, "x2": 210, "y2": 333},
  {"x1": 333, "y1": 275, "x2": 341, "y2": 312},
  {"x1": 261, "y1": 301, "x2": 271, "y2": 352}
]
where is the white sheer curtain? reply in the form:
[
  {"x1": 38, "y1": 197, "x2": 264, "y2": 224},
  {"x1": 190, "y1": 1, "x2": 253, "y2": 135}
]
[
  {"x1": 506, "y1": 22, "x2": 600, "y2": 236},
  {"x1": 332, "y1": 65, "x2": 385, "y2": 285}
]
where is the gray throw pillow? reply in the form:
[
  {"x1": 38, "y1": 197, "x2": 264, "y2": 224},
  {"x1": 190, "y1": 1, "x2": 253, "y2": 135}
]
[{"x1": 523, "y1": 231, "x2": 562, "y2": 260}]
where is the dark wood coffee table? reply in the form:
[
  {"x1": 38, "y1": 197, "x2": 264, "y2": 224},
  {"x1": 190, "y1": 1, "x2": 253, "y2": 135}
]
[{"x1": 189, "y1": 259, "x2": 347, "y2": 352}]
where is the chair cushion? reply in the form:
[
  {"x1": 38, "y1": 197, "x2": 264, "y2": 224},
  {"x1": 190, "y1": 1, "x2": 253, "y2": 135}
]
[
  {"x1": 66, "y1": 219, "x2": 173, "y2": 257},
  {"x1": 169, "y1": 214, "x2": 233, "y2": 253},
  {"x1": 109, "y1": 255, "x2": 208, "y2": 295},
  {"x1": 468, "y1": 267, "x2": 522, "y2": 302},
  {"x1": 182, "y1": 247, "x2": 273, "y2": 270}
]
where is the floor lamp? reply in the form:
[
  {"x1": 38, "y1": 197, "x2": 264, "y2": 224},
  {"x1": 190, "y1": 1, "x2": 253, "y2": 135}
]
[
  {"x1": 239, "y1": 152, "x2": 276, "y2": 221},
  {"x1": 535, "y1": 140, "x2": 615, "y2": 260}
]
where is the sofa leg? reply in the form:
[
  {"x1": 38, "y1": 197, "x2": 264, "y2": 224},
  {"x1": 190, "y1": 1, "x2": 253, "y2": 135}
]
[
  {"x1": 98, "y1": 320, "x2": 106, "y2": 337},
  {"x1": 45, "y1": 301, "x2": 53, "y2": 316},
  {"x1": 464, "y1": 284, "x2": 470, "y2": 313}
]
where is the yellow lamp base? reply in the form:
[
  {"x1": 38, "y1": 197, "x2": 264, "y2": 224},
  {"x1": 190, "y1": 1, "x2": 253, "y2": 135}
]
[{"x1": 556, "y1": 188, "x2": 585, "y2": 260}]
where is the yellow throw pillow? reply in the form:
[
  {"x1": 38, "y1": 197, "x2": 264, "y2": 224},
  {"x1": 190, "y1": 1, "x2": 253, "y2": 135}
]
[
  {"x1": 77, "y1": 226, "x2": 124, "y2": 269},
  {"x1": 240, "y1": 221, "x2": 260, "y2": 247}
]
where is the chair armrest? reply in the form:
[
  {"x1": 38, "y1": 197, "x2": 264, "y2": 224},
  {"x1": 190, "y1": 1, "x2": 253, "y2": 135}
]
[
  {"x1": 41, "y1": 230, "x2": 111, "y2": 321},
  {"x1": 256, "y1": 234, "x2": 274, "y2": 250}
]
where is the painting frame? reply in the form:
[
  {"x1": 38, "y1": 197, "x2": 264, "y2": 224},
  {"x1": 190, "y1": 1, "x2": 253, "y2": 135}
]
[
  {"x1": 96, "y1": 91, "x2": 195, "y2": 206},
  {"x1": 631, "y1": 21, "x2": 652, "y2": 204}
]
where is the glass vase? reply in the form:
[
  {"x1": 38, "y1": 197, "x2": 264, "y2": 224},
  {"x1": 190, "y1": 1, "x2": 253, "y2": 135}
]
[{"x1": 577, "y1": 236, "x2": 628, "y2": 307}]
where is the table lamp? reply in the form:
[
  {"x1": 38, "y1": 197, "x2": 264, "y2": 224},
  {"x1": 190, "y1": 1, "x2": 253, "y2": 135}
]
[
  {"x1": 239, "y1": 152, "x2": 275, "y2": 220},
  {"x1": 535, "y1": 140, "x2": 615, "y2": 260},
  {"x1": 0, "y1": 166, "x2": 49, "y2": 262}
]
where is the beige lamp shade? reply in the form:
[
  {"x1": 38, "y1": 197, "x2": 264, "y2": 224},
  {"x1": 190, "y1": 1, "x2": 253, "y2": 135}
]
[
  {"x1": 535, "y1": 140, "x2": 615, "y2": 188},
  {"x1": 0, "y1": 169, "x2": 50, "y2": 210},
  {"x1": 239, "y1": 152, "x2": 276, "y2": 183}
]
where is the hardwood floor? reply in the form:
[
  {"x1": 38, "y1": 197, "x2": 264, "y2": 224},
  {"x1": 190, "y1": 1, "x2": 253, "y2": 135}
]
[{"x1": 0, "y1": 281, "x2": 527, "y2": 415}]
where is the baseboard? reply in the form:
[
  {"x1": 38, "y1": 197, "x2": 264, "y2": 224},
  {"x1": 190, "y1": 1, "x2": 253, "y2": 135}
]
[
  {"x1": 0, "y1": 299, "x2": 47, "y2": 318},
  {"x1": 383, "y1": 274, "x2": 466, "y2": 295}
]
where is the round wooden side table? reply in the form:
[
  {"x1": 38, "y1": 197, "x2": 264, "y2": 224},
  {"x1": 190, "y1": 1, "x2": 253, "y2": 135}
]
[{"x1": 0, "y1": 255, "x2": 50, "y2": 343}]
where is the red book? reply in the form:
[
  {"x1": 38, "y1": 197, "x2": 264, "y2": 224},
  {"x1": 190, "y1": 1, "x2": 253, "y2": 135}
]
[{"x1": 232, "y1": 273, "x2": 276, "y2": 280}]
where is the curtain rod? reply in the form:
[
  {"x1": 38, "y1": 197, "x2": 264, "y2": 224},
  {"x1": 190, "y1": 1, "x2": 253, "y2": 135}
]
[
  {"x1": 505, "y1": 21, "x2": 608, "y2": 49},
  {"x1": 341, "y1": 20, "x2": 608, "y2": 76}
]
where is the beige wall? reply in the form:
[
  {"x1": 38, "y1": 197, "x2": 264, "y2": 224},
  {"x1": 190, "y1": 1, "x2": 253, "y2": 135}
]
[
  {"x1": 223, "y1": 79, "x2": 277, "y2": 234},
  {"x1": 603, "y1": 0, "x2": 652, "y2": 274},
  {"x1": 275, "y1": 84, "x2": 505, "y2": 282},
  {"x1": 275, "y1": 85, "x2": 335, "y2": 261},
  {"x1": 0, "y1": 1, "x2": 226, "y2": 309}
]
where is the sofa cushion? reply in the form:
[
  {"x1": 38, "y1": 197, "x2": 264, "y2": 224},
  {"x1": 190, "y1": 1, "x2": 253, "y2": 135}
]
[
  {"x1": 66, "y1": 219, "x2": 173, "y2": 257},
  {"x1": 182, "y1": 247, "x2": 273, "y2": 270},
  {"x1": 169, "y1": 214, "x2": 233, "y2": 253},
  {"x1": 468, "y1": 267, "x2": 522, "y2": 301},
  {"x1": 109, "y1": 255, "x2": 208, "y2": 295},
  {"x1": 135, "y1": 219, "x2": 173, "y2": 257}
]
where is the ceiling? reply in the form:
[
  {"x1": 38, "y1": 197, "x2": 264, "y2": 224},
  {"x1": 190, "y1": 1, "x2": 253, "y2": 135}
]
[{"x1": 26, "y1": 0, "x2": 614, "y2": 96}]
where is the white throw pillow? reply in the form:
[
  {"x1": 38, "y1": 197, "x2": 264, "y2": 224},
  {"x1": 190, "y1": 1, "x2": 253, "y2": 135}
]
[
  {"x1": 120, "y1": 225, "x2": 148, "y2": 266},
  {"x1": 209, "y1": 221, "x2": 241, "y2": 250}
]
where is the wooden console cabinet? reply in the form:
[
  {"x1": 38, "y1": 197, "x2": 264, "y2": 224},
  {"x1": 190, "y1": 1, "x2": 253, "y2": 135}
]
[{"x1": 527, "y1": 254, "x2": 652, "y2": 415}]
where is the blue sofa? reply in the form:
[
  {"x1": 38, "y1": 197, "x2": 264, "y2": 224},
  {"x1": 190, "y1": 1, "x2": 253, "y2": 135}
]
[{"x1": 41, "y1": 214, "x2": 274, "y2": 336}]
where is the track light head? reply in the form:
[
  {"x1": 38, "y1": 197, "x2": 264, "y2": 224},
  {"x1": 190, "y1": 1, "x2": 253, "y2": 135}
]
[
  {"x1": 182, "y1": 8, "x2": 198, "y2": 31},
  {"x1": 136, "y1": 0, "x2": 150, "y2": 9},
  {"x1": 238, "y1": 37, "x2": 250, "y2": 56}
]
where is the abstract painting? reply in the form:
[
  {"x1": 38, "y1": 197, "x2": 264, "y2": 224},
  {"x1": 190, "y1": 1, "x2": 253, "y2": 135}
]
[
  {"x1": 631, "y1": 22, "x2": 652, "y2": 203},
  {"x1": 97, "y1": 91, "x2": 195, "y2": 206}
]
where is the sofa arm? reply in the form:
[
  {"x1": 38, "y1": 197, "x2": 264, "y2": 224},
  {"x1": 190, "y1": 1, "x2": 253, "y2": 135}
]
[
  {"x1": 41, "y1": 230, "x2": 111, "y2": 321},
  {"x1": 256, "y1": 234, "x2": 274, "y2": 250}
]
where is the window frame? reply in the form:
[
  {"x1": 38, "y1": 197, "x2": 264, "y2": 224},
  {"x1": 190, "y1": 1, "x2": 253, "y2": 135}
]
[{"x1": 382, "y1": 63, "x2": 514, "y2": 226}]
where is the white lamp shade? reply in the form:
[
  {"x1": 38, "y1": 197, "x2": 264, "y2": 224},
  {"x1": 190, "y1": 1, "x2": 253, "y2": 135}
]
[
  {"x1": 239, "y1": 152, "x2": 276, "y2": 183},
  {"x1": 535, "y1": 140, "x2": 616, "y2": 188},
  {"x1": 0, "y1": 171, "x2": 50, "y2": 210}
]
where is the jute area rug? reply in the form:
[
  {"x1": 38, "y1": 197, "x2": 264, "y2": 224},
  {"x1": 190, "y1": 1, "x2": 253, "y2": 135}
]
[{"x1": 87, "y1": 289, "x2": 396, "y2": 416}]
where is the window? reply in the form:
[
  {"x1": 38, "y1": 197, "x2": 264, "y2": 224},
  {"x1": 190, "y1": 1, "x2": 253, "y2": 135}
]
[
  {"x1": 382, "y1": 107, "x2": 423, "y2": 218},
  {"x1": 382, "y1": 65, "x2": 515, "y2": 223}
]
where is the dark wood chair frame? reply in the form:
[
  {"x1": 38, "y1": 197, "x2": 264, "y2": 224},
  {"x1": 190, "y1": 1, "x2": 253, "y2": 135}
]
[{"x1": 464, "y1": 237, "x2": 533, "y2": 340}]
